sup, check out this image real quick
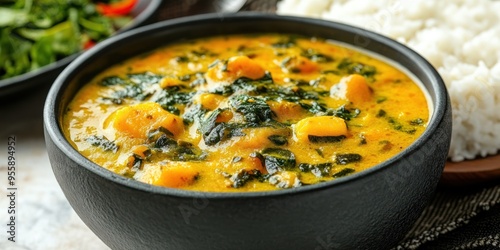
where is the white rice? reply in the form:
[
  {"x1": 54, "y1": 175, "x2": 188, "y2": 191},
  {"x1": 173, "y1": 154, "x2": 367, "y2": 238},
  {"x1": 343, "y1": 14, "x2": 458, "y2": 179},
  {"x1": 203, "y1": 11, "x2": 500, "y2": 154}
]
[{"x1": 277, "y1": 0, "x2": 500, "y2": 162}]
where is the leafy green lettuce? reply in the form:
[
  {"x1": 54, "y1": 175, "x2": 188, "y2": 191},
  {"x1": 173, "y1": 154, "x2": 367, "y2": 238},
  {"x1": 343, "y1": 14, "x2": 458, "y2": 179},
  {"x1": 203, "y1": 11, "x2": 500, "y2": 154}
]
[{"x1": 0, "y1": 0, "x2": 127, "y2": 79}]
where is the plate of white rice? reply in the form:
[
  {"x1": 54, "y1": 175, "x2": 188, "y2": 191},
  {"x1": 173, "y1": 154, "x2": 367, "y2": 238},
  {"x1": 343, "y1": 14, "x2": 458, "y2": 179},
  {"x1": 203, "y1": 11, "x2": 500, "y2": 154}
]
[{"x1": 276, "y1": 0, "x2": 500, "y2": 184}]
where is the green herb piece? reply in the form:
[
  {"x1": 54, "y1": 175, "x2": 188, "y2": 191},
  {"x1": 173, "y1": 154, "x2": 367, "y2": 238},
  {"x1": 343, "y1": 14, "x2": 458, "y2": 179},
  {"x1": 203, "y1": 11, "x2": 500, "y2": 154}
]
[
  {"x1": 359, "y1": 134, "x2": 367, "y2": 145},
  {"x1": 337, "y1": 58, "x2": 377, "y2": 78},
  {"x1": 152, "y1": 85, "x2": 196, "y2": 115},
  {"x1": 226, "y1": 169, "x2": 268, "y2": 188},
  {"x1": 199, "y1": 108, "x2": 246, "y2": 145},
  {"x1": 268, "y1": 135, "x2": 288, "y2": 146},
  {"x1": 230, "y1": 95, "x2": 274, "y2": 126},
  {"x1": 328, "y1": 105, "x2": 360, "y2": 121},
  {"x1": 100, "y1": 76, "x2": 125, "y2": 86},
  {"x1": 268, "y1": 172, "x2": 302, "y2": 189},
  {"x1": 298, "y1": 162, "x2": 333, "y2": 177},
  {"x1": 271, "y1": 36, "x2": 297, "y2": 48},
  {"x1": 336, "y1": 153, "x2": 362, "y2": 165},
  {"x1": 308, "y1": 135, "x2": 346, "y2": 143},
  {"x1": 322, "y1": 70, "x2": 340, "y2": 75},
  {"x1": 182, "y1": 104, "x2": 207, "y2": 125},
  {"x1": 175, "y1": 56, "x2": 189, "y2": 63},
  {"x1": 376, "y1": 109, "x2": 419, "y2": 134},
  {"x1": 332, "y1": 168, "x2": 355, "y2": 178},
  {"x1": 129, "y1": 154, "x2": 143, "y2": 171},
  {"x1": 301, "y1": 48, "x2": 333, "y2": 63},
  {"x1": 86, "y1": 135, "x2": 119, "y2": 153},
  {"x1": 376, "y1": 96, "x2": 387, "y2": 103},
  {"x1": 147, "y1": 127, "x2": 206, "y2": 161},
  {"x1": 190, "y1": 72, "x2": 207, "y2": 87},
  {"x1": 387, "y1": 117, "x2": 417, "y2": 134},
  {"x1": 315, "y1": 148, "x2": 324, "y2": 158},
  {"x1": 299, "y1": 101, "x2": 327, "y2": 114},
  {"x1": 103, "y1": 72, "x2": 165, "y2": 102},
  {"x1": 113, "y1": 84, "x2": 148, "y2": 101},
  {"x1": 129, "y1": 73, "x2": 163, "y2": 85},
  {"x1": 410, "y1": 118, "x2": 424, "y2": 126},
  {"x1": 376, "y1": 109, "x2": 387, "y2": 118},
  {"x1": 261, "y1": 148, "x2": 296, "y2": 174},
  {"x1": 230, "y1": 72, "x2": 274, "y2": 94},
  {"x1": 200, "y1": 108, "x2": 229, "y2": 146}
]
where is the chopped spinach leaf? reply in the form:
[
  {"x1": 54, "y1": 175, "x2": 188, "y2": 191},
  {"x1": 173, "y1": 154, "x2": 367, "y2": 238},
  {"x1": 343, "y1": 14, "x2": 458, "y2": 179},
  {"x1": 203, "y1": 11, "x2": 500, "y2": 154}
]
[
  {"x1": 100, "y1": 76, "x2": 125, "y2": 86},
  {"x1": 337, "y1": 58, "x2": 376, "y2": 78},
  {"x1": 104, "y1": 72, "x2": 164, "y2": 102},
  {"x1": 182, "y1": 104, "x2": 207, "y2": 125},
  {"x1": 272, "y1": 36, "x2": 297, "y2": 48},
  {"x1": 199, "y1": 108, "x2": 231, "y2": 145},
  {"x1": 152, "y1": 85, "x2": 196, "y2": 115},
  {"x1": 322, "y1": 70, "x2": 340, "y2": 75},
  {"x1": 387, "y1": 116, "x2": 417, "y2": 134},
  {"x1": 147, "y1": 127, "x2": 175, "y2": 147},
  {"x1": 190, "y1": 72, "x2": 207, "y2": 87},
  {"x1": 300, "y1": 104, "x2": 359, "y2": 120},
  {"x1": 202, "y1": 122, "x2": 230, "y2": 146},
  {"x1": 410, "y1": 118, "x2": 424, "y2": 126},
  {"x1": 128, "y1": 153, "x2": 148, "y2": 171},
  {"x1": 377, "y1": 109, "x2": 387, "y2": 118},
  {"x1": 129, "y1": 73, "x2": 163, "y2": 85},
  {"x1": 86, "y1": 135, "x2": 118, "y2": 153},
  {"x1": 301, "y1": 48, "x2": 333, "y2": 63},
  {"x1": 308, "y1": 135, "x2": 346, "y2": 143},
  {"x1": 154, "y1": 134, "x2": 177, "y2": 148},
  {"x1": 359, "y1": 133, "x2": 367, "y2": 145},
  {"x1": 336, "y1": 153, "x2": 362, "y2": 165},
  {"x1": 388, "y1": 117, "x2": 402, "y2": 130},
  {"x1": 298, "y1": 101, "x2": 323, "y2": 114},
  {"x1": 327, "y1": 105, "x2": 360, "y2": 121},
  {"x1": 226, "y1": 169, "x2": 268, "y2": 188},
  {"x1": 230, "y1": 95, "x2": 275, "y2": 125},
  {"x1": 332, "y1": 168, "x2": 355, "y2": 178},
  {"x1": 376, "y1": 96, "x2": 388, "y2": 103},
  {"x1": 298, "y1": 162, "x2": 333, "y2": 177},
  {"x1": 175, "y1": 56, "x2": 189, "y2": 63},
  {"x1": 147, "y1": 127, "x2": 206, "y2": 161},
  {"x1": 268, "y1": 135, "x2": 288, "y2": 146},
  {"x1": 261, "y1": 148, "x2": 296, "y2": 174},
  {"x1": 315, "y1": 148, "x2": 324, "y2": 158},
  {"x1": 376, "y1": 110, "x2": 419, "y2": 134},
  {"x1": 190, "y1": 48, "x2": 215, "y2": 57},
  {"x1": 112, "y1": 84, "x2": 144, "y2": 100},
  {"x1": 230, "y1": 72, "x2": 274, "y2": 94}
]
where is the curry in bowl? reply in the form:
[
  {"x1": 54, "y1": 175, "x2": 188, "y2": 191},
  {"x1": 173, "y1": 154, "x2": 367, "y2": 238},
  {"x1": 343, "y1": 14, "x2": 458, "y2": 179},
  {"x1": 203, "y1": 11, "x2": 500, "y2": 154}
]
[{"x1": 63, "y1": 33, "x2": 429, "y2": 192}]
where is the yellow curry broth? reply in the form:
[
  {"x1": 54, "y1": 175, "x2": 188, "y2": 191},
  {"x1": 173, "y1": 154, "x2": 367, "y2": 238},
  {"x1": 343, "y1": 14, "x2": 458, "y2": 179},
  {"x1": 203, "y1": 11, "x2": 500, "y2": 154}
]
[{"x1": 63, "y1": 34, "x2": 429, "y2": 192}]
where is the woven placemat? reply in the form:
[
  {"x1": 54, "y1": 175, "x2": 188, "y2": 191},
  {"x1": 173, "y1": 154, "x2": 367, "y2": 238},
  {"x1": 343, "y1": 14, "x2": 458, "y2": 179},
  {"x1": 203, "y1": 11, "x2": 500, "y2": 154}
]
[{"x1": 396, "y1": 183, "x2": 500, "y2": 249}]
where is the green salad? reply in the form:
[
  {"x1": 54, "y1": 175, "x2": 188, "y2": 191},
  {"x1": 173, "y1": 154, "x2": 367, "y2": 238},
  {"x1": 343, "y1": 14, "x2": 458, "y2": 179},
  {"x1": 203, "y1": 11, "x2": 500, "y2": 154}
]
[{"x1": 0, "y1": 0, "x2": 136, "y2": 80}]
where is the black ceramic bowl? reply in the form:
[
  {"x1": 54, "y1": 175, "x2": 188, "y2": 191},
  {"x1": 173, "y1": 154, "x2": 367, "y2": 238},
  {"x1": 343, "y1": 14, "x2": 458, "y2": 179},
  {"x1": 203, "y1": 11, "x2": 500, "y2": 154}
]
[
  {"x1": 44, "y1": 13, "x2": 452, "y2": 250},
  {"x1": 0, "y1": 0, "x2": 161, "y2": 98}
]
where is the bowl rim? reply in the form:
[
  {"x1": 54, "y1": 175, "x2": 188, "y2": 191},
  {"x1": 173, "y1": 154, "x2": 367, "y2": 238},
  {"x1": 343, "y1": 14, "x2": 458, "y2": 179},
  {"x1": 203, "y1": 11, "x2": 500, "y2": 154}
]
[
  {"x1": 0, "y1": 0, "x2": 162, "y2": 96},
  {"x1": 44, "y1": 12, "x2": 449, "y2": 199}
]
